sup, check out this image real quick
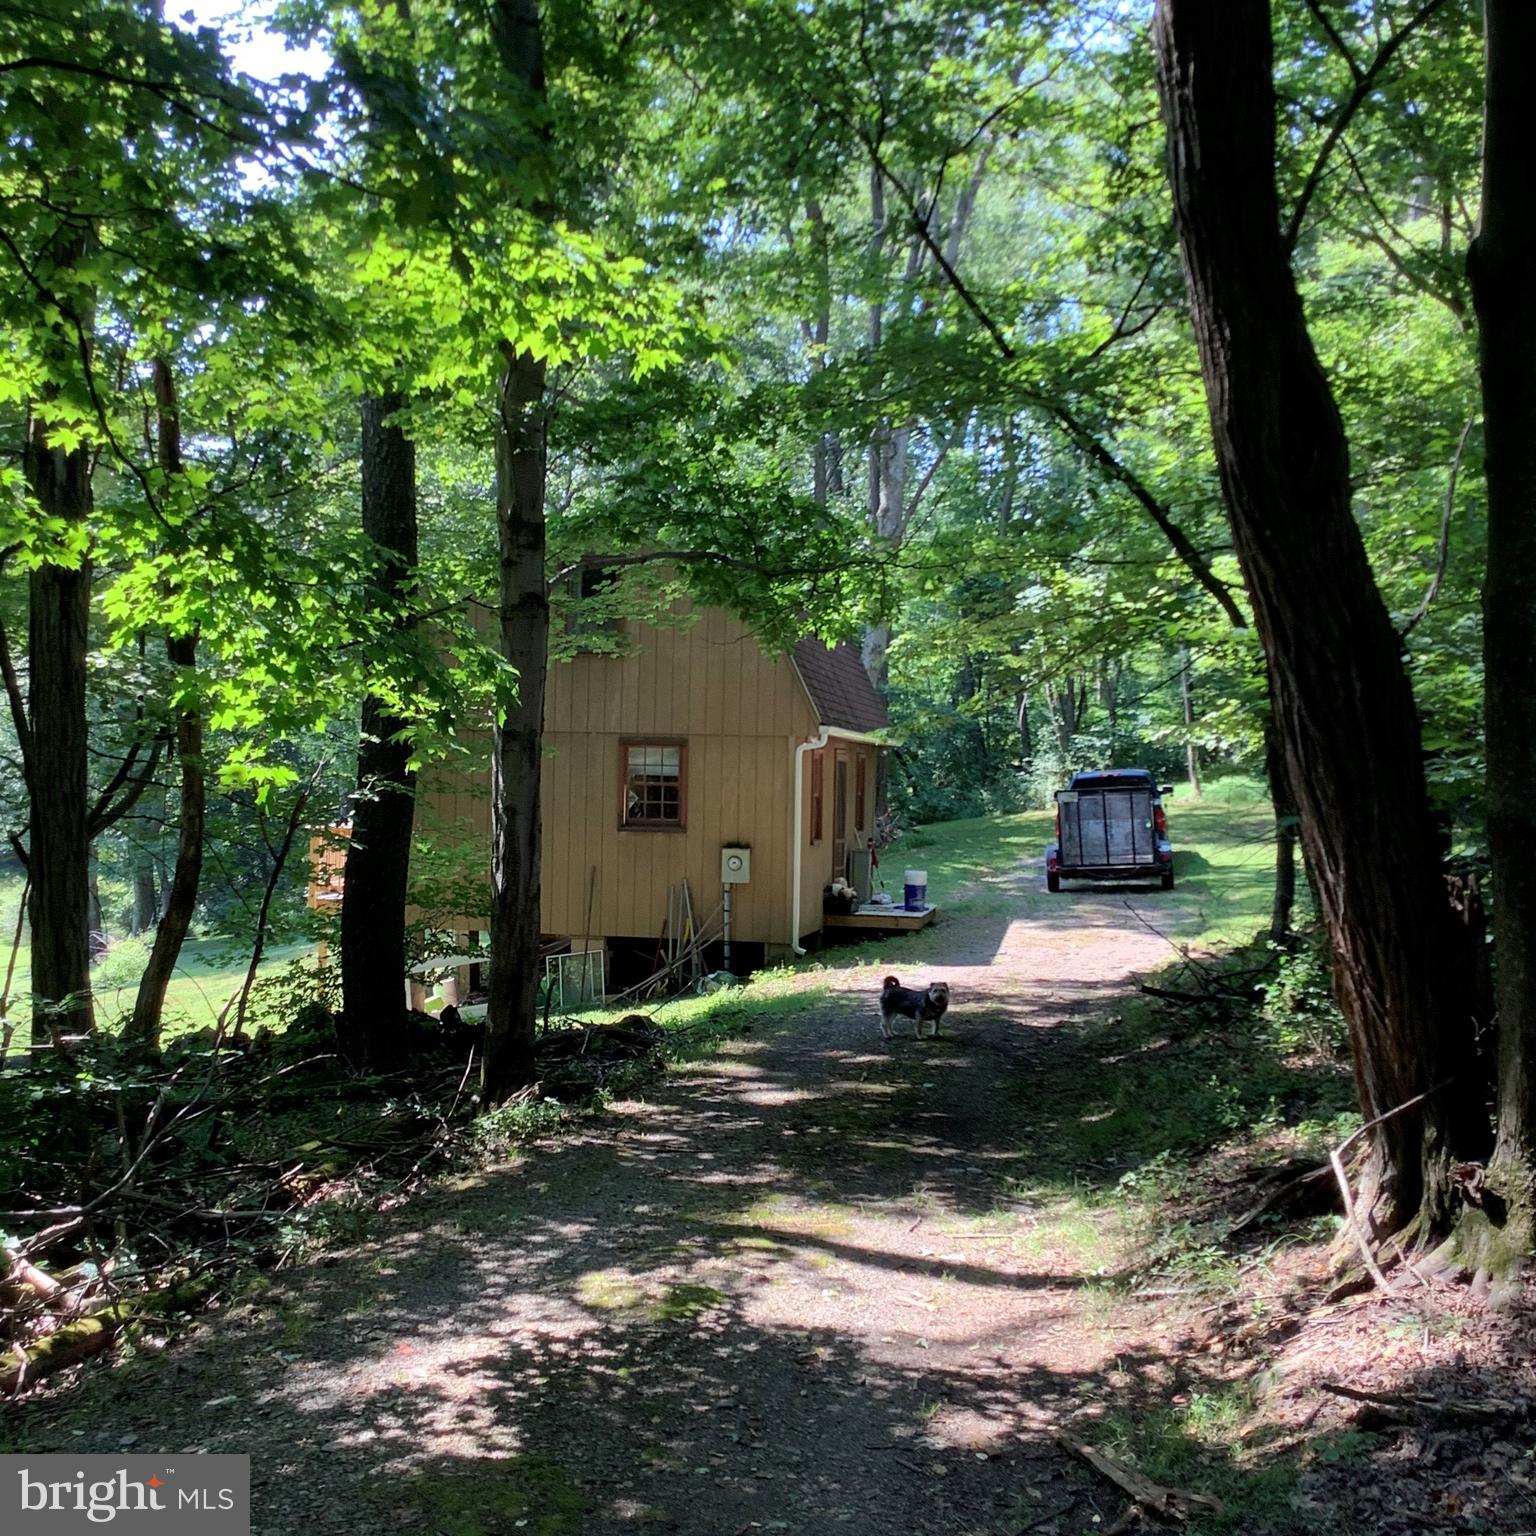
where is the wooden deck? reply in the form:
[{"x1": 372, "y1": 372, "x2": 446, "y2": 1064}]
[{"x1": 822, "y1": 903, "x2": 938, "y2": 932}]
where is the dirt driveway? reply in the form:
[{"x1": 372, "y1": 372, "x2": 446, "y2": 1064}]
[{"x1": 14, "y1": 874, "x2": 1192, "y2": 1535}]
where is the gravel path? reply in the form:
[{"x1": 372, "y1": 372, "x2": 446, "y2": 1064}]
[{"x1": 16, "y1": 875, "x2": 1189, "y2": 1535}]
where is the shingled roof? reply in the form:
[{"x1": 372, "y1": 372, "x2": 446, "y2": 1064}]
[{"x1": 791, "y1": 638, "x2": 891, "y2": 735}]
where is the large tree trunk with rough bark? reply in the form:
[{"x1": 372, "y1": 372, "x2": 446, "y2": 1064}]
[
  {"x1": 128, "y1": 362, "x2": 205, "y2": 1053},
  {"x1": 1264, "y1": 716, "x2": 1299, "y2": 944},
  {"x1": 482, "y1": 0, "x2": 551, "y2": 1104},
  {"x1": 1456, "y1": 0, "x2": 1536, "y2": 1291},
  {"x1": 483, "y1": 347, "x2": 549, "y2": 1103},
  {"x1": 23, "y1": 292, "x2": 94, "y2": 1046},
  {"x1": 338, "y1": 393, "x2": 420, "y2": 1067},
  {"x1": 1154, "y1": 0, "x2": 1485, "y2": 1240}
]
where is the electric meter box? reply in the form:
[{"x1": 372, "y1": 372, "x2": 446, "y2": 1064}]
[{"x1": 721, "y1": 846, "x2": 752, "y2": 884}]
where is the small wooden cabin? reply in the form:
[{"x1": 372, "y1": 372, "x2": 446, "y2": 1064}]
[{"x1": 416, "y1": 598, "x2": 893, "y2": 981}]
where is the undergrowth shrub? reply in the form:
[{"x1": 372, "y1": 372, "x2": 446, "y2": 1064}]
[
  {"x1": 470, "y1": 1095, "x2": 575, "y2": 1153},
  {"x1": 1259, "y1": 935, "x2": 1347, "y2": 1058},
  {"x1": 245, "y1": 959, "x2": 342, "y2": 1039},
  {"x1": 91, "y1": 934, "x2": 154, "y2": 995}
]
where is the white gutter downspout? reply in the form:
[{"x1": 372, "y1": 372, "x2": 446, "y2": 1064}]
[
  {"x1": 789, "y1": 725, "x2": 887, "y2": 955},
  {"x1": 790, "y1": 728, "x2": 831, "y2": 955}
]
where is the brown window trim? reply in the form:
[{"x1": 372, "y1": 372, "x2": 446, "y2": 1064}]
[
  {"x1": 810, "y1": 749, "x2": 824, "y2": 843},
  {"x1": 619, "y1": 738, "x2": 687, "y2": 831},
  {"x1": 855, "y1": 753, "x2": 867, "y2": 833}
]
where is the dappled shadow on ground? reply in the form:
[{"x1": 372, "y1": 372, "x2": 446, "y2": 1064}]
[
  {"x1": 1284, "y1": 1344, "x2": 1536, "y2": 1536},
  {"x1": 5, "y1": 873, "x2": 1362, "y2": 1535},
  {"x1": 1149, "y1": 1296, "x2": 1536, "y2": 1536}
]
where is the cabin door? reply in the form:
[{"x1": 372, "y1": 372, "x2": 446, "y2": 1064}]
[{"x1": 833, "y1": 749, "x2": 849, "y2": 882}]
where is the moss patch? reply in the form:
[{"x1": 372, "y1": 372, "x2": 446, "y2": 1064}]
[
  {"x1": 653, "y1": 1283, "x2": 725, "y2": 1322},
  {"x1": 393, "y1": 1457, "x2": 586, "y2": 1536},
  {"x1": 574, "y1": 1268, "x2": 647, "y2": 1313},
  {"x1": 734, "y1": 1194, "x2": 854, "y2": 1240}
]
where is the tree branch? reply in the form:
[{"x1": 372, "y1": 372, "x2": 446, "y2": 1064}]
[
  {"x1": 1284, "y1": 0, "x2": 1448, "y2": 250},
  {"x1": 1400, "y1": 415, "x2": 1477, "y2": 641},
  {"x1": 1302, "y1": 0, "x2": 1365, "y2": 81},
  {"x1": 861, "y1": 125, "x2": 1246, "y2": 631},
  {"x1": 1037, "y1": 398, "x2": 1249, "y2": 630},
  {"x1": 0, "y1": 56, "x2": 266, "y2": 147},
  {"x1": 548, "y1": 547, "x2": 875, "y2": 591},
  {"x1": 87, "y1": 736, "x2": 168, "y2": 839},
  {"x1": 1341, "y1": 140, "x2": 1470, "y2": 330},
  {"x1": 0, "y1": 611, "x2": 31, "y2": 766}
]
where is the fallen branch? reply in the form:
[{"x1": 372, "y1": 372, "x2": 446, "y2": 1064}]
[
  {"x1": 1018, "y1": 1495, "x2": 1082, "y2": 1532},
  {"x1": 1, "y1": 1271, "x2": 217, "y2": 1395},
  {"x1": 1140, "y1": 984, "x2": 1227, "y2": 1007},
  {"x1": 1329, "y1": 1145, "x2": 1396, "y2": 1296},
  {"x1": 1318, "y1": 1380, "x2": 1529, "y2": 1425},
  {"x1": 1052, "y1": 1429, "x2": 1223, "y2": 1523},
  {"x1": 1228, "y1": 1160, "x2": 1336, "y2": 1236},
  {"x1": 0, "y1": 1244, "x2": 65, "y2": 1307},
  {"x1": 1320, "y1": 1087, "x2": 1451, "y2": 1296}
]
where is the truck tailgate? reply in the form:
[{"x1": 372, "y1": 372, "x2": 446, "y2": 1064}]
[{"x1": 1058, "y1": 787, "x2": 1156, "y2": 867}]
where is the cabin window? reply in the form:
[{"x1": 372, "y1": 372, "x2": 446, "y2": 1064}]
[
  {"x1": 622, "y1": 741, "x2": 685, "y2": 829},
  {"x1": 569, "y1": 563, "x2": 622, "y2": 646},
  {"x1": 810, "y1": 751, "x2": 824, "y2": 842},
  {"x1": 855, "y1": 754, "x2": 867, "y2": 832}
]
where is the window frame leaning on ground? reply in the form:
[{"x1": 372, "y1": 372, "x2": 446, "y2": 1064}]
[{"x1": 619, "y1": 739, "x2": 688, "y2": 831}]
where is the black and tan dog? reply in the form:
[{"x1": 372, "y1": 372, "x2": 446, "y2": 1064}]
[{"x1": 879, "y1": 975, "x2": 951, "y2": 1040}]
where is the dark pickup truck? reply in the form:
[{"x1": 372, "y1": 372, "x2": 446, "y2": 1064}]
[{"x1": 1045, "y1": 768, "x2": 1174, "y2": 892}]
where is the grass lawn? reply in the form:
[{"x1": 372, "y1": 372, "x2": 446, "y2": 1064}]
[
  {"x1": 0, "y1": 878, "x2": 315, "y2": 1041},
  {"x1": 828, "y1": 771, "x2": 1285, "y2": 969},
  {"x1": 0, "y1": 776, "x2": 1282, "y2": 1047},
  {"x1": 541, "y1": 773, "x2": 1286, "y2": 1043}
]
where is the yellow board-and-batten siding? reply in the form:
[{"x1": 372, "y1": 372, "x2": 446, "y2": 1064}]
[{"x1": 415, "y1": 598, "x2": 883, "y2": 953}]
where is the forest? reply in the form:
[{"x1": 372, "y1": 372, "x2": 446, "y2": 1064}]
[{"x1": 1, "y1": 0, "x2": 1534, "y2": 1532}]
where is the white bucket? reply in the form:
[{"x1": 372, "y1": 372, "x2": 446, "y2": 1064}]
[{"x1": 903, "y1": 868, "x2": 928, "y2": 912}]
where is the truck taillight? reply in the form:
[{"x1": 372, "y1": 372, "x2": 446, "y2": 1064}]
[
  {"x1": 1055, "y1": 808, "x2": 1061, "y2": 840},
  {"x1": 1154, "y1": 805, "x2": 1167, "y2": 836}
]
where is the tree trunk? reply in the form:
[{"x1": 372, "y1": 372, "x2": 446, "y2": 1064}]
[
  {"x1": 1460, "y1": 0, "x2": 1536, "y2": 1288},
  {"x1": 338, "y1": 393, "x2": 420, "y2": 1067},
  {"x1": 129, "y1": 361, "x2": 206, "y2": 1054},
  {"x1": 132, "y1": 863, "x2": 158, "y2": 934},
  {"x1": 1045, "y1": 677, "x2": 1078, "y2": 760},
  {"x1": 23, "y1": 377, "x2": 93, "y2": 1045},
  {"x1": 482, "y1": 0, "x2": 551, "y2": 1104},
  {"x1": 128, "y1": 632, "x2": 202, "y2": 1048},
  {"x1": 859, "y1": 169, "x2": 913, "y2": 695},
  {"x1": 805, "y1": 201, "x2": 844, "y2": 506},
  {"x1": 86, "y1": 864, "x2": 106, "y2": 961},
  {"x1": 233, "y1": 784, "x2": 312, "y2": 1042},
  {"x1": 483, "y1": 346, "x2": 549, "y2": 1103},
  {"x1": 1154, "y1": 0, "x2": 1485, "y2": 1240},
  {"x1": 1014, "y1": 691, "x2": 1033, "y2": 763},
  {"x1": 1264, "y1": 714, "x2": 1298, "y2": 944},
  {"x1": 1179, "y1": 644, "x2": 1201, "y2": 796}
]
